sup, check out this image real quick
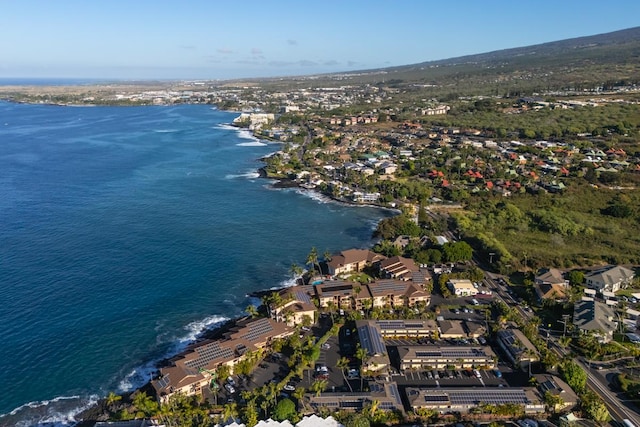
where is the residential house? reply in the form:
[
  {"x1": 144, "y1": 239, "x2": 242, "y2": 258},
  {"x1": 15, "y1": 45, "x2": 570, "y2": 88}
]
[
  {"x1": 326, "y1": 249, "x2": 386, "y2": 276},
  {"x1": 534, "y1": 268, "x2": 569, "y2": 301},
  {"x1": 573, "y1": 298, "x2": 617, "y2": 342},
  {"x1": 447, "y1": 279, "x2": 476, "y2": 297},
  {"x1": 585, "y1": 265, "x2": 635, "y2": 293}
]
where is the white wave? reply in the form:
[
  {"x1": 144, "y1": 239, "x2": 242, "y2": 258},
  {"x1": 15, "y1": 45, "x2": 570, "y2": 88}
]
[
  {"x1": 182, "y1": 314, "x2": 229, "y2": 343},
  {"x1": 8, "y1": 396, "x2": 79, "y2": 417},
  {"x1": 236, "y1": 128, "x2": 258, "y2": 140},
  {"x1": 295, "y1": 188, "x2": 332, "y2": 204},
  {"x1": 274, "y1": 275, "x2": 301, "y2": 289},
  {"x1": 225, "y1": 171, "x2": 261, "y2": 180},
  {"x1": 215, "y1": 123, "x2": 236, "y2": 131},
  {"x1": 236, "y1": 141, "x2": 267, "y2": 147},
  {"x1": 153, "y1": 129, "x2": 178, "y2": 133},
  {"x1": 3, "y1": 394, "x2": 99, "y2": 427}
]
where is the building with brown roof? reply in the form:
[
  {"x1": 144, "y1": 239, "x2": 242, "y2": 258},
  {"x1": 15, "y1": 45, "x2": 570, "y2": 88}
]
[
  {"x1": 152, "y1": 317, "x2": 293, "y2": 403},
  {"x1": 438, "y1": 319, "x2": 466, "y2": 339},
  {"x1": 379, "y1": 255, "x2": 419, "y2": 280},
  {"x1": 398, "y1": 345, "x2": 497, "y2": 370},
  {"x1": 406, "y1": 387, "x2": 544, "y2": 414},
  {"x1": 315, "y1": 280, "x2": 370, "y2": 310},
  {"x1": 374, "y1": 319, "x2": 438, "y2": 338},
  {"x1": 273, "y1": 285, "x2": 317, "y2": 327},
  {"x1": 534, "y1": 268, "x2": 568, "y2": 301},
  {"x1": 306, "y1": 381, "x2": 404, "y2": 414},
  {"x1": 366, "y1": 280, "x2": 430, "y2": 308},
  {"x1": 326, "y1": 249, "x2": 386, "y2": 276}
]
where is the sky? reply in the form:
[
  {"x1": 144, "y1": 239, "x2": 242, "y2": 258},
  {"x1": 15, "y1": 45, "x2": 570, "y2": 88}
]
[{"x1": 1, "y1": 0, "x2": 639, "y2": 81}]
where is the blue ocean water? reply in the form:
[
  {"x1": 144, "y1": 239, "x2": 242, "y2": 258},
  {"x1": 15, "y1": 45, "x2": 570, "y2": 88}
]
[{"x1": 0, "y1": 102, "x2": 392, "y2": 426}]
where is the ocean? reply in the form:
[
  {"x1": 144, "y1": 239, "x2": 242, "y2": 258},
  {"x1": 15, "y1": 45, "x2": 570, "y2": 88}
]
[{"x1": 0, "y1": 102, "x2": 393, "y2": 426}]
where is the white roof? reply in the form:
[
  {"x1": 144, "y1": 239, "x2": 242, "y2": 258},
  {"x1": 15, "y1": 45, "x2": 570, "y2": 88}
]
[{"x1": 297, "y1": 415, "x2": 344, "y2": 427}]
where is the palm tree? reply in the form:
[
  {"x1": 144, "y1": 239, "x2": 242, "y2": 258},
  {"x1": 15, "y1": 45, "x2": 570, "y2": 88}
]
[
  {"x1": 245, "y1": 304, "x2": 259, "y2": 318},
  {"x1": 290, "y1": 263, "x2": 304, "y2": 279},
  {"x1": 260, "y1": 398, "x2": 270, "y2": 419},
  {"x1": 337, "y1": 357, "x2": 353, "y2": 392},
  {"x1": 262, "y1": 291, "x2": 282, "y2": 318},
  {"x1": 222, "y1": 402, "x2": 239, "y2": 423},
  {"x1": 355, "y1": 343, "x2": 368, "y2": 391},
  {"x1": 306, "y1": 246, "x2": 320, "y2": 275},
  {"x1": 105, "y1": 391, "x2": 122, "y2": 412},
  {"x1": 311, "y1": 379, "x2": 327, "y2": 397}
]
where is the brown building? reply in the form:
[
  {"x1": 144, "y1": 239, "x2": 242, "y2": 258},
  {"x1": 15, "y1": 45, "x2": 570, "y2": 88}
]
[{"x1": 152, "y1": 317, "x2": 293, "y2": 403}]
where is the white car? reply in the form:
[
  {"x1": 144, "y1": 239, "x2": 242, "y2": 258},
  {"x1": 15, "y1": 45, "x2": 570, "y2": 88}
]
[{"x1": 224, "y1": 383, "x2": 236, "y2": 394}]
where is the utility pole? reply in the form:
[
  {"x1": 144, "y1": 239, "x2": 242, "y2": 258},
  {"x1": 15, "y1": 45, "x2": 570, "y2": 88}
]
[{"x1": 559, "y1": 314, "x2": 571, "y2": 337}]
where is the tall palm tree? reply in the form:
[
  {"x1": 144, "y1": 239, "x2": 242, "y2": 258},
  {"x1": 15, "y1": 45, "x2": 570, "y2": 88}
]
[
  {"x1": 337, "y1": 357, "x2": 353, "y2": 392},
  {"x1": 222, "y1": 402, "x2": 239, "y2": 423},
  {"x1": 290, "y1": 263, "x2": 304, "y2": 279},
  {"x1": 355, "y1": 344, "x2": 368, "y2": 391},
  {"x1": 306, "y1": 246, "x2": 320, "y2": 275}
]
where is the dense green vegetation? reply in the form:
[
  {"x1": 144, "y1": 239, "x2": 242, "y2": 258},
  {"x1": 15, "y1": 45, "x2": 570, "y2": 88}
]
[{"x1": 453, "y1": 184, "x2": 640, "y2": 269}]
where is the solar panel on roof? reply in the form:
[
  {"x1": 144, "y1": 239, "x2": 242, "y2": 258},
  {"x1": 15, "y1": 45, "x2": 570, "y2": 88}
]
[
  {"x1": 387, "y1": 383, "x2": 402, "y2": 403},
  {"x1": 244, "y1": 318, "x2": 274, "y2": 342},
  {"x1": 424, "y1": 395, "x2": 449, "y2": 402},
  {"x1": 359, "y1": 324, "x2": 386, "y2": 355},
  {"x1": 405, "y1": 323, "x2": 425, "y2": 328},
  {"x1": 447, "y1": 390, "x2": 528, "y2": 405},
  {"x1": 295, "y1": 290, "x2": 312, "y2": 304},
  {"x1": 157, "y1": 375, "x2": 170, "y2": 389},
  {"x1": 185, "y1": 342, "x2": 234, "y2": 369},
  {"x1": 415, "y1": 351, "x2": 441, "y2": 357}
]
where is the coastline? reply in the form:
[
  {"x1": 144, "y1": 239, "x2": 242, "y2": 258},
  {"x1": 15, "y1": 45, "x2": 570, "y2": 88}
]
[{"x1": 1, "y1": 105, "x2": 393, "y2": 427}]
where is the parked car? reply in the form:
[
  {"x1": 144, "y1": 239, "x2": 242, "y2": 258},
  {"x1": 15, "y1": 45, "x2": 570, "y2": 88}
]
[
  {"x1": 224, "y1": 383, "x2": 236, "y2": 394},
  {"x1": 226, "y1": 376, "x2": 236, "y2": 387}
]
